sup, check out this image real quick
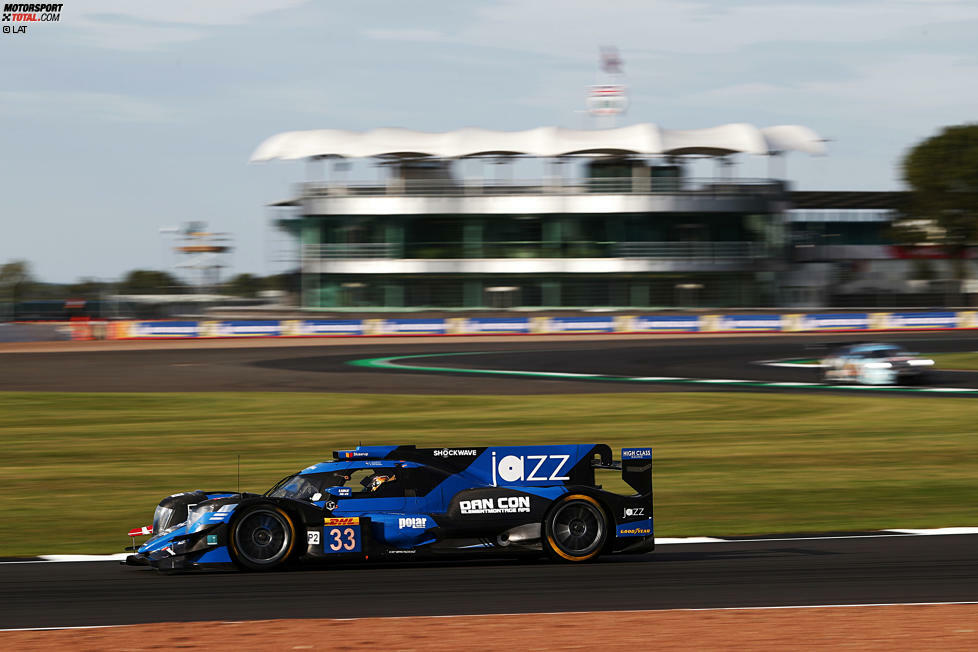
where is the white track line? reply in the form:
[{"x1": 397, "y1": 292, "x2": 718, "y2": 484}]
[
  {"x1": 632, "y1": 376, "x2": 687, "y2": 381},
  {"x1": 0, "y1": 625, "x2": 128, "y2": 632},
  {"x1": 887, "y1": 527, "x2": 978, "y2": 535},
  {"x1": 695, "y1": 379, "x2": 750, "y2": 383},
  {"x1": 42, "y1": 554, "x2": 129, "y2": 562},
  {"x1": 655, "y1": 537, "x2": 725, "y2": 544},
  {"x1": 328, "y1": 602, "x2": 978, "y2": 621}
]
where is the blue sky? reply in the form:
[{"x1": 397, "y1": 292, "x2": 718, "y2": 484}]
[{"x1": 3, "y1": 0, "x2": 977, "y2": 282}]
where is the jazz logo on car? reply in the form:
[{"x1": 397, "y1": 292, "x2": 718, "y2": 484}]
[{"x1": 491, "y1": 452, "x2": 570, "y2": 485}]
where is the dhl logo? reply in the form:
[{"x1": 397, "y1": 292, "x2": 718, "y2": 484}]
[{"x1": 324, "y1": 517, "x2": 360, "y2": 526}]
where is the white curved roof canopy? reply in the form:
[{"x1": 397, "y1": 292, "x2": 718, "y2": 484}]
[{"x1": 250, "y1": 123, "x2": 825, "y2": 162}]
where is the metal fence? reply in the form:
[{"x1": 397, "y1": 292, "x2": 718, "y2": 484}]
[
  {"x1": 299, "y1": 177, "x2": 785, "y2": 198},
  {"x1": 304, "y1": 243, "x2": 402, "y2": 259},
  {"x1": 614, "y1": 241, "x2": 761, "y2": 259},
  {"x1": 302, "y1": 241, "x2": 764, "y2": 261}
]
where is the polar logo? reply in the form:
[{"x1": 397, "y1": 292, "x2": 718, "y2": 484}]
[
  {"x1": 460, "y1": 496, "x2": 531, "y2": 514},
  {"x1": 624, "y1": 507, "x2": 645, "y2": 517},
  {"x1": 491, "y1": 452, "x2": 571, "y2": 485},
  {"x1": 397, "y1": 517, "x2": 428, "y2": 529},
  {"x1": 434, "y1": 449, "x2": 477, "y2": 457}
]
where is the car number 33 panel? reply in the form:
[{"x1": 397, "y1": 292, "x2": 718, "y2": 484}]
[{"x1": 317, "y1": 517, "x2": 363, "y2": 554}]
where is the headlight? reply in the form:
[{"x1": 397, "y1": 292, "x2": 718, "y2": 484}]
[
  {"x1": 187, "y1": 503, "x2": 237, "y2": 533},
  {"x1": 908, "y1": 359, "x2": 934, "y2": 366},
  {"x1": 865, "y1": 362, "x2": 892, "y2": 369}
]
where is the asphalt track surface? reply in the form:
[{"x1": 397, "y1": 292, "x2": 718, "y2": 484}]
[
  {"x1": 4, "y1": 330, "x2": 978, "y2": 395},
  {"x1": 0, "y1": 322, "x2": 70, "y2": 343},
  {"x1": 3, "y1": 331, "x2": 978, "y2": 627},
  {"x1": 2, "y1": 534, "x2": 977, "y2": 628}
]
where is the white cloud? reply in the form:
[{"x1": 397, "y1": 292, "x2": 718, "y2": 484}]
[
  {"x1": 75, "y1": 0, "x2": 307, "y2": 26},
  {"x1": 459, "y1": 0, "x2": 978, "y2": 58},
  {"x1": 684, "y1": 53, "x2": 978, "y2": 120},
  {"x1": 804, "y1": 54, "x2": 978, "y2": 112},
  {"x1": 67, "y1": 0, "x2": 308, "y2": 50},
  {"x1": 0, "y1": 90, "x2": 176, "y2": 123},
  {"x1": 362, "y1": 28, "x2": 446, "y2": 43}
]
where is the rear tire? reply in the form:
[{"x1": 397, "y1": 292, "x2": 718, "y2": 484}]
[
  {"x1": 543, "y1": 495, "x2": 608, "y2": 563},
  {"x1": 229, "y1": 504, "x2": 296, "y2": 571}
]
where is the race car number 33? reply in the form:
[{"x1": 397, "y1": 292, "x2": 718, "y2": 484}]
[{"x1": 323, "y1": 517, "x2": 362, "y2": 553}]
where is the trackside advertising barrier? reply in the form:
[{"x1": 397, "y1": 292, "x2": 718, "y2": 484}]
[
  {"x1": 786, "y1": 313, "x2": 870, "y2": 332},
  {"x1": 368, "y1": 319, "x2": 449, "y2": 335},
  {"x1": 451, "y1": 317, "x2": 532, "y2": 334},
  {"x1": 882, "y1": 311, "x2": 958, "y2": 329},
  {"x1": 97, "y1": 311, "x2": 978, "y2": 340},
  {"x1": 284, "y1": 319, "x2": 365, "y2": 336},
  {"x1": 544, "y1": 317, "x2": 617, "y2": 333},
  {"x1": 627, "y1": 315, "x2": 700, "y2": 332},
  {"x1": 702, "y1": 314, "x2": 783, "y2": 332},
  {"x1": 127, "y1": 321, "x2": 203, "y2": 338},
  {"x1": 207, "y1": 320, "x2": 283, "y2": 337}
]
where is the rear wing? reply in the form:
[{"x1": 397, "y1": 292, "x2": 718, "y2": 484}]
[{"x1": 592, "y1": 447, "x2": 652, "y2": 495}]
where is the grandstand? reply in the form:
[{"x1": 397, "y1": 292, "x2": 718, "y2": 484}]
[{"x1": 251, "y1": 124, "x2": 959, "y2": 310}]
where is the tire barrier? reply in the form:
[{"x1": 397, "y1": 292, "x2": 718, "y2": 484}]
[{"x1": 88, "y1": 310, "x2": 978, "y2": 340}]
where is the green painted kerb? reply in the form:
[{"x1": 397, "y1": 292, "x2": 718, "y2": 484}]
[{"x1": 348, "y1": 353, "x2": 978, "y2": 395}]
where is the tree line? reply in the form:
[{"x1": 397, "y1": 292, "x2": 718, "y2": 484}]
[
  {"x1": 893, "y1": 123, "x2": 978, "y2": 260},
  {"x1": 0, "y1": 262, "x2": 298, "y2": 304}
]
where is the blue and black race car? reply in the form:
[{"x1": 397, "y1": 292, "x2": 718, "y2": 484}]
[{"x1": 125, "y1": 444, "x2": 653, "y2": 571}]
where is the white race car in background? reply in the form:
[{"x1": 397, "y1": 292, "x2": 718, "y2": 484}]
[{"x1": 821, "y1": 343, "x2": 935, "y2": 385}]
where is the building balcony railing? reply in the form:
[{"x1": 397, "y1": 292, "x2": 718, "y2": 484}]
[
  {"x1": 298, "y1": 177, "x2": 785, "y2": 198},
  {"x1": 302, "y1": 241, "x2": 764, "y2": 261},
  {"x1": 615, "y1": 241, "x2": 762, "y2": 259},
  {"x1": 310, "y1": 243, "x2": 403, "y2": 258}
]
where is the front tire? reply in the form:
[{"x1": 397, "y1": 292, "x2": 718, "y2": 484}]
[
  {"x1": 229, "y1": 504, "x2": 296, "y2": 571},
  {"x1": 543, "y1": 494, "x2": 608, "y2": 563}
]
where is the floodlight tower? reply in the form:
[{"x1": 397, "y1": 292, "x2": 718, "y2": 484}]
[
  {"x1": 586, "y1": 46, "x2": 629, "y2": 128},
  {"x1": 174, "y1": 221, "x2": 233, "y2": 293}
]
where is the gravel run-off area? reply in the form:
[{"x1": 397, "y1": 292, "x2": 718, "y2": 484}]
[{"x1": 3, "y1": 605, "x2": 978, "y2": 651}]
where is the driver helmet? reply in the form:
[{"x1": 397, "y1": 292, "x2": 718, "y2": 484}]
[{"x1": 365, "y1": 474, "x2": 395, "y2": 492}]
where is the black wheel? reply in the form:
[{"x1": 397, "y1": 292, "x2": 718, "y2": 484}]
[
  {"x1": 229, "y1": 504, "x2": 296, "y2": 571},
  {"x1": 543, "y1": 494, "x2": 608, "y2": 562}
]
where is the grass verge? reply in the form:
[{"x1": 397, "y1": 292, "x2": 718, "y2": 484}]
[
  {"x1": 931, "y1": 352, "x2": 978, "y2": 370},
  {"x1": 1, "y1": 391, "x2": 977, "y2": 556}
]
